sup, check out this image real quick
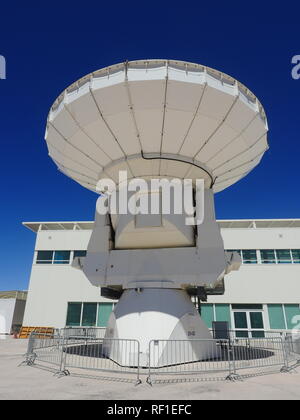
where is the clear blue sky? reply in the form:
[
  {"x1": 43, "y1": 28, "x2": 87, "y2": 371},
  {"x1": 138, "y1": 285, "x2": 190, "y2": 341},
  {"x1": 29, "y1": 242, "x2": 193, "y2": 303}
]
[{"x1": 0, "y1": 1, "x2": 299, "y2": 290}]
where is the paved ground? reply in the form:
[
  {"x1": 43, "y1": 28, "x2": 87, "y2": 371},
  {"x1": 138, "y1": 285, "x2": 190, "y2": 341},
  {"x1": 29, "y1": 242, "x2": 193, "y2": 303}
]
[{"x1": 0, "y1": 337, "x2": 300, "y2": 400}]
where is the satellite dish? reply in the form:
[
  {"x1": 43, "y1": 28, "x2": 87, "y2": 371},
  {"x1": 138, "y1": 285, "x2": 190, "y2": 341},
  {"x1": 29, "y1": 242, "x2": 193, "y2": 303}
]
[
  {"x1": 45, "y1": 60, "x2": 268, "y2": 366},
  {"x1": 45, "y1": 59, "x2": 268, "y2": 194}
]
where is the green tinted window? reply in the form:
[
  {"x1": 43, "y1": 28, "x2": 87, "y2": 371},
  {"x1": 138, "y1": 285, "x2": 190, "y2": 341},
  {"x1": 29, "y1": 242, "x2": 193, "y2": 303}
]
[
  {"x1": 268, "y1": 304, "x2": 286, "y2": 329},
  {"x1": 250, "y1": 312, "x2": 264, "y2": 329},
  {"x1": 284, "y1": 304, "x2": 300, "y2": 329},
  {"x1": 227, "y1": 250, "x2": 241, "y2": 255},
  {"x1": 276, "y1": 249, "x2": 291, "y2": 264},
  {"x1": 74, "y1": 250, "x2": 87, "y2": 258},
  {"x1": 232, "y1": 304, "x2": 262, "y2": 310},
  {"x1": 215, "y1": 304, "x2": 231, "y2": 327},
  {"x1": 81, "y1": 303, "x2": 97, "y2": 326},
  {"x1": 200, "y1": 304, "x2": 214, "y2": 328},
  {"x1": 260, "y1": 249, "x2": 276, "y2": 264},
  {"x1": 242, "y1": 250, "x2": 257, "y2": 264},
  {"x1": 234, "y1": 312, "x2": 247, "y2": 329},
  {"x1": 53, "y1": 250, "x2": 70, "y2": 264},
  {"x1": 252, "y1": 331, "x2": 265, "y2": 338},
  {"x1": 66, "y1": 303, "x2": 82, "y2": 326},
  {"x1": 97, "y1": 303, "x2": 113, "y2": 327},
  {"x1": 36, "y1": 251, "x2": 53, "y2": 264},
  {"x1": 236, "y1": 330, "x2": 249, "y2": 338},
  {"x1": 292, "y1": 250, "x2": 300, "y2": 263}
]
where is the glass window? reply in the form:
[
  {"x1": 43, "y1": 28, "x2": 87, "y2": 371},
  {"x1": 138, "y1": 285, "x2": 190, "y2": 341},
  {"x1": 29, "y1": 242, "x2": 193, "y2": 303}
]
[
  {"x1": 284, "y1": 304, "x2": 300, "y2": 330},
  {"x1": 252, "y1": 331, "x2": 265, "y2": 338},
  {"x1": 53, "y1": 250, "x2": 70, "y2": 264},
  {"x1": 242, "y1": 249, "x2": 257, "y2": 264},
  {"x1": 276, "y1": 249, "x2": 291, "y2": 264},
  {"x1": 234, "y1": 312, "x2": 247, "y2": 329},
  {"x1": 36, "y1": 250, "x2": 53, "y2": 264},
  {"x1": 66, "y1": 303, "x2": 82, "y2": 326},
  {"x1": 81, "y1": 303, "x2": 97, "y2": 326},
  {"x1": 236, "y1": 330, "x2": 249, "y2": 338},
  {"x1": 268, "y1": 304, "x2": 286, "y2": 329},
  {"x1": 250, "y1": 312, "x2": 264, "y2": 329},
  {"x1": 260, "y1": 249, "x2": 276, "y2": 264},
  {"x1": 200, "y1": 304, "x2": 214, "y2": 329},
  {"x1": 232, "y1": 304, "x2": 263, "y2": 310},
  {"x1": 215, "y1": 304, "x2": 231, "y2": 327},
  {"x1": 74, "y1": 250, "x2": 87, "y2": 258},
  {"x1": 97, "y1": 303, "x2": 113, "y2": 327},
  {"x1": 227, "y1": 249, "x2": 241, "y2": 255},
  {"x1": 291, "y1": 250, "x2": 300, "y2": 263}
]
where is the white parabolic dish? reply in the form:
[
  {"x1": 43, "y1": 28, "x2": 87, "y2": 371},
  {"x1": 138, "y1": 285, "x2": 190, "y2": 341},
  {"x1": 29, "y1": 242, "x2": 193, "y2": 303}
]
[{"x1": 45, "y1": 59, "x2": 269, "y2": 192}]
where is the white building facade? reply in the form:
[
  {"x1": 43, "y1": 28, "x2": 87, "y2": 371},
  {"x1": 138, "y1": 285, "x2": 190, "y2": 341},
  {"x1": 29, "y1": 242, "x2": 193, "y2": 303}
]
[{"x1": 22, "y1": 219, "x2": 300, "y2": 337}]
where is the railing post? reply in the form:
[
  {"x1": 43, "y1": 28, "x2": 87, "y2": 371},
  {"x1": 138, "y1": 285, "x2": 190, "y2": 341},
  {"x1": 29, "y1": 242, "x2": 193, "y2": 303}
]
[
  {"x1": 280, "y1": 336, "x2": 290, "y2": 372},
  {"x1": 55, "y1": 335, "x2": 70, "y2": 377},
  {"x1": 146, "y1": 340, "x2": 152, "y2": 385},
  {"x1": 135, "y1": 340, "x2": 142, "y2": 385}
]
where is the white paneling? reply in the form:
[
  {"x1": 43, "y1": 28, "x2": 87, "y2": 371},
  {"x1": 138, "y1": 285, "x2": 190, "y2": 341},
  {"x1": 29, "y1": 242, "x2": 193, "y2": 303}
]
[
  {"x1": 178, "y1": 114, "x2": 219, "y2": 157},
  {"x1": 133, "y1": 109, "x2": 163, "y2": 153},
  {"x1": 104, "y1": 112, "x2": 140, "y2": 155},
  {"x1": 162, "y1": 109, "x2": 195, "y2": 154},
  {"x1": 51, "y1": 107, "x2": 78, "y2": 138},
  {"x1": 196, "y1": 123, "x2": 238, "y2": 163},
  {"x1": 212, "y1": 140, "x2": 267, "y2": 176},
  {"x1": 166, "y1": 80, "x2": 204, "y2": 112},
  {"x1": 92, "y1": 83, "x2": 129, "y2": 116},
  {"x1": 83, "y1": 119, "x2": 125, "y2": 160},
  {"x1": 198, "y1": 85, "x2": 235, "y2": 121},
  {"x1": 68, "y1": 131, "x2": 111, "y2": 167}
]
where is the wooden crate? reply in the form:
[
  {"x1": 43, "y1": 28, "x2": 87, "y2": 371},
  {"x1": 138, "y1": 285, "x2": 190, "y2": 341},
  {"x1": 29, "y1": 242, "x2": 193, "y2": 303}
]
[{"x1": 18, "y1": 326, "x2": 54, "y2": 339}]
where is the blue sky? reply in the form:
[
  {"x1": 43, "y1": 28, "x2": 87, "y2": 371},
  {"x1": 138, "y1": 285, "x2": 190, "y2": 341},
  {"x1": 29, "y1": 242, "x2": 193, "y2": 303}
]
[{"x1": 0, "y1": 1, "x2": 300, "y2": 290}]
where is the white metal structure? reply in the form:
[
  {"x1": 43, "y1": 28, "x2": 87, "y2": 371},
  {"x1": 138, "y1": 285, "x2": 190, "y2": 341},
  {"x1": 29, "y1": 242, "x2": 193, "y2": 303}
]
[
  {"x1": 0, "y1": 291, "x2": 27, "y2": 337},
  {"x1": 46, "y1": 60, "x2": 268, "y2": 193},
  {"x1": 43, "y1": 60, "x2": 269, "y2": 365}
]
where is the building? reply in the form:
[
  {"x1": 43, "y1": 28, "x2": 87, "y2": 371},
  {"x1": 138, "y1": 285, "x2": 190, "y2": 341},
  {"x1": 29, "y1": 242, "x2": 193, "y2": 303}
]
[
  {"x1": 0, "y1": 291, "x2": 27, "y2": 336},
  {"x1": 22, "y1": 219, "x2": 300, "y2": 337}
]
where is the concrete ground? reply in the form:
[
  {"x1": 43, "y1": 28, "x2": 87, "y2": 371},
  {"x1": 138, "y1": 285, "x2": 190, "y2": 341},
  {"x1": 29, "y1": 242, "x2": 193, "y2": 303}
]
[{"x1": 0, "y1": 337, "x2": 300, "y2": 400}]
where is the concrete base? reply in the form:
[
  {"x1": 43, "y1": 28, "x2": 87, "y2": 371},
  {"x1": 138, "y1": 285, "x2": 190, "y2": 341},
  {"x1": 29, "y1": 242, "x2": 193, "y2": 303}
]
[{"x1": 103, "y1": 288, "x2": 219, "y2": 366}]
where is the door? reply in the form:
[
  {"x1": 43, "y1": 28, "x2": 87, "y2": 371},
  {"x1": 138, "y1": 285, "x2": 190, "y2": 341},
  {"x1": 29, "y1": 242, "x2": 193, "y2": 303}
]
[{"x1": 233, "y1": 310, "x2": 265, "y2": 338}]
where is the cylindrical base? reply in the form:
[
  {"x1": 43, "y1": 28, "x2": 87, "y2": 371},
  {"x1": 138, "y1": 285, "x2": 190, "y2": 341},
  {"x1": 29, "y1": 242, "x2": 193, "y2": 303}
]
[{"x1": 104, "y1": 288, "x2": 219, "y2": 366}]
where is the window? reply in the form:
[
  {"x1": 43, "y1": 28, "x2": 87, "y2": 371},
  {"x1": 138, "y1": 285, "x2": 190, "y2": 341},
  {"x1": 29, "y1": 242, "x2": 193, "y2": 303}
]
[
  {"x1": 284, "y1": 304, "x2": 300, "y2": 329},
  {"x1": 275, "y1": 249, "x2": 292, "y2": 264},
  {"x1": 74, "y1": 250, "x2": 87, "y2": 258},
  {"x1": 215, "y1": 304, "x2": 231, "y2": 327},
  {"x1": 227, "y1": 250, "x2": 241, "y2": 255},
  {"x1": 267, "y1": 304, "x2": 286, "y2": 329},
  {"x1": 260, "y1": 249, "x2": 276, "y2": 264},
  {"x1": 36, "y1": 251, "x2": 53, "y2": 264},
  {"x1": 241, "y1": 250, "x2": 257, "y2": 264},
  {"x1": 232, "y1": 304, "x2": 263, "y2": 310},
  {"x1": 66, "y1": 302, "x2": 114, "y2": 327},
  {"x1": 81, "y1": 303, "x2": 97, "y2": 326},
  {"x1": 291, "y1": 250, "x2": 300, "y2": 264},
  {"x1": 66, "y1": 303, "x2": 82, "y2": 326},
  {"x1": 234, "y1": 312, "x2": 247, "y2": 329},
  {"x1": 97, "y1": 303, "x2": 114, "y2": 327},
  {"x1": 53, "y1": 250, "x2": 70, "y2": 264}
]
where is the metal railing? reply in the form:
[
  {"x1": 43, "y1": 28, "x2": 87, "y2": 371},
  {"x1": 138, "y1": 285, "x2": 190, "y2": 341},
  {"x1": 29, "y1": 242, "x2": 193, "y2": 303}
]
[
  {"x1": 24, "y1": 330, "x2": 141, "y2": 384},
  {"x1": 62, "y1": 336, "x2": 141, "y2": 383},
  {"x1": 24, "y1": 331, "x2": 62, "y2": 368},
  {"x1": 23, "y1": 328, "x2": 300, "y2": 384},
  {"x1": 60, "y1": 327, "x2": 106, "y2": 340},
  {"x1": 147, "y1": 339, "x2": 232, "y2": 383}
]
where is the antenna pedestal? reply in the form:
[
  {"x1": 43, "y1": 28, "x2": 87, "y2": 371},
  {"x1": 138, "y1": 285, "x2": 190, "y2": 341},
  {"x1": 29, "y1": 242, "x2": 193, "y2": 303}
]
[{"x1": 103, "y1": 288, "x2": 218, "y2": 367}]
